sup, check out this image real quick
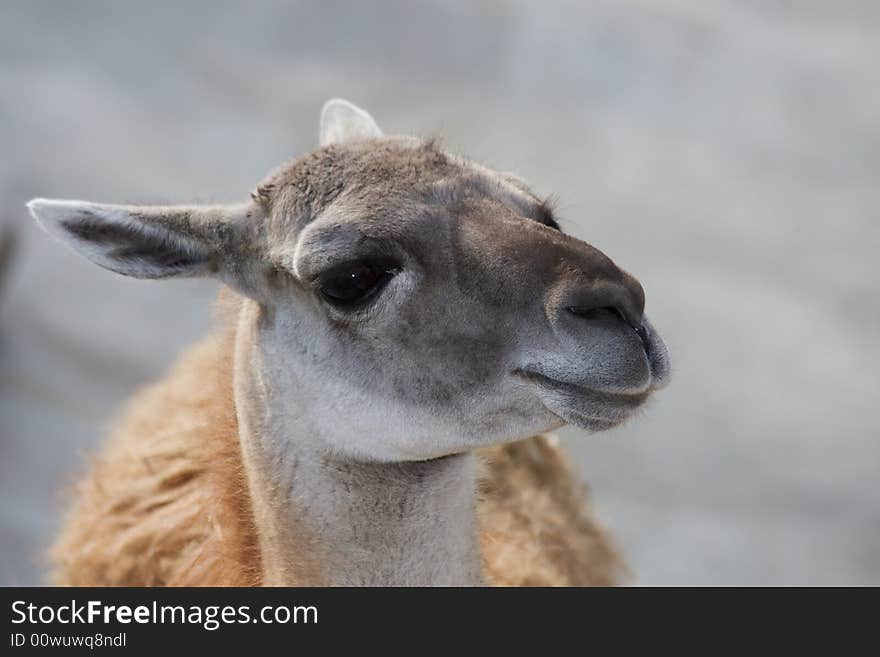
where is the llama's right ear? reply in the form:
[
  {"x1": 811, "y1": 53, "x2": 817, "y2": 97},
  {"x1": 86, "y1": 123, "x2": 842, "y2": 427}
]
[
  {"x1": 26, "y1": 199, "x2": 255, "y2": 284},
  {"x1": 320, "y1": 98, "x2": 383, "y2": 146}
]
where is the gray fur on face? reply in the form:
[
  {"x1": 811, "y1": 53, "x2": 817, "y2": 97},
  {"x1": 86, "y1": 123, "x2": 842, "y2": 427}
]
[{"x1": 249, "y1": 131, "x2": 668, "y2": 459}]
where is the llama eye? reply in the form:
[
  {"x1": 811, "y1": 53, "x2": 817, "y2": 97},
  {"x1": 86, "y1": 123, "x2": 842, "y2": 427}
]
[{"x1": 318, "y1": 259, "x2": 399, "y2": 308}]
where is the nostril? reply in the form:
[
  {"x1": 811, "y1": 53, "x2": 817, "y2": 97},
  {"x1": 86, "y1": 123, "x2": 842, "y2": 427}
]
[
  {"x1": 566, "y1": 305, "x2": 626, "y2": 323},
  {"x1": 562, "y1": 276, "x2": 645, "y2": 329}
]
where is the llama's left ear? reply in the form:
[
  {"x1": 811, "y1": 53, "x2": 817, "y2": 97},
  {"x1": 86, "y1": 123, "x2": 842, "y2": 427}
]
[
  {"x1": 319, "y1": 98, "x2": 383, "y2": 146},
  {"x1": 27, "y1": 199, "x2": 260, "y2": 289}
]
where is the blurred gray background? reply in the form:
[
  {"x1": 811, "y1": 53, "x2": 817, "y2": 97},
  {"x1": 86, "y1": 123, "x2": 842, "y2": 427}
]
[{"x1": 1, "y1": 0, "x2": 878, "y2": 585}]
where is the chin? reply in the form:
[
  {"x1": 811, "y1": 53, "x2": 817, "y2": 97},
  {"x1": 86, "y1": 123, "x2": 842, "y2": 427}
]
[{"x1": 542, "y1": 402, "x2": 643, "y2": 433}]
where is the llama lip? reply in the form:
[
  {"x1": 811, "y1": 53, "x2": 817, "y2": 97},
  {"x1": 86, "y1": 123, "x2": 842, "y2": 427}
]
[
  {"x1": 637, "y1": 317, "x2": 671, "y2": 390},
  {"x1": 513, "y1": 368, "x2": 650, "y2": 430},
  {"x1": 514, "y1": 369, "x2": 651, "y2": 402},
  {"x1": 635, "y1": 323, "x2": 652, "y2": 356}
]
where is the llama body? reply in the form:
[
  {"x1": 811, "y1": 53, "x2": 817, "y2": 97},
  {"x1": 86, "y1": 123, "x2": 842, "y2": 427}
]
[{"x1": 32, "y1": 100, "x2": 669, "y2": 586}]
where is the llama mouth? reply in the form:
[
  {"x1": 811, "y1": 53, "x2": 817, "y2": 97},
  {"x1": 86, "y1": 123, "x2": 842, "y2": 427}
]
[
  {"x1": 513, "y1": 369, "x2": 649, "y2": 431},
  {"x1": 636, "y1": 317, "x2": 671, "y2": 390}
]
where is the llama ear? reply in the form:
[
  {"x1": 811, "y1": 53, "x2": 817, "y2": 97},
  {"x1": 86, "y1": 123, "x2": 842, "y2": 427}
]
[
  {"x1": 320, "y1": 98, "x2": 383, "y2": 146},
  {"x1": 26, "y1": 199, "x2": 249, "y2": 281}
]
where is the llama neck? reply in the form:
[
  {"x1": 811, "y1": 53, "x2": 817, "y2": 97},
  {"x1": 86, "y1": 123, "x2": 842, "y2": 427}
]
[
  {"x1": 232, "y1": 314, "x2": 483, "y2": 586},
  {"x1": 257, "y1": 446, "x2": 482, "y2": 586},
  {"x1": 237, "y1": 408, "x2": 483, "y2": 586}
]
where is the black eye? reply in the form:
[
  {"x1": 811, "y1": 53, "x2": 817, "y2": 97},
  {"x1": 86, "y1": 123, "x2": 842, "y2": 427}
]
[{"x1": 318, "y1": 259, "x2": 399, "y2": 309}]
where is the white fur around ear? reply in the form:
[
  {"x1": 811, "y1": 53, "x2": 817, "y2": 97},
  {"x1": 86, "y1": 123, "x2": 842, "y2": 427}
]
[
  {"x1": 27, "y1": 198, "x2": 220, "y2": 280},
  {"x1": 319, "y1": 98, "x2": 383, "y2": 146}
]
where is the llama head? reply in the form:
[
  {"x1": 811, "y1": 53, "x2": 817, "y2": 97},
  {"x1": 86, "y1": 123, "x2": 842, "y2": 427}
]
[{"x1": 28, "y1": 99, "x2": 669, "y2": 461}]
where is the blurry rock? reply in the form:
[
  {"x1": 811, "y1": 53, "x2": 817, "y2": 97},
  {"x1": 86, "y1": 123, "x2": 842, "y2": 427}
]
[{"x1": 0, "y1": 214, "x2": 17, "y2": 299}]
